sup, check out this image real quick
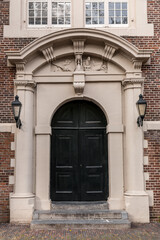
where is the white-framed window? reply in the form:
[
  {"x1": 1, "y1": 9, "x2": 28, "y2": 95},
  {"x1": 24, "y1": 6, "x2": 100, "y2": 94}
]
[
  {"x1": 4, "y1": 0, "x2": 153, "y2": 38},
  {"x1": 28, "y1": 0, "x2": 71, "y2": 27},
  {"x1": 85, "y1": 0, "x2": 128, "y2": 27}
]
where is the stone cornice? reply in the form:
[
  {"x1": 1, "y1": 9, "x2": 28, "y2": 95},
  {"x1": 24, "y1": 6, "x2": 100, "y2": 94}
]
[
  {"x1": 6, "y1": 29, "x2": 152, "y2": 62},
  {"x1": 122, "y1": 78, "x2": 144, "y2": 87},
  {"x1": 14, "y1": 80, "x2": 36, "y2": 89}
]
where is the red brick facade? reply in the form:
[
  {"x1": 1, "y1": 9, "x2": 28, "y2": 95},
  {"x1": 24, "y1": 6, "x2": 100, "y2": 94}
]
[
  {"x1": 144, "y1": 131, "x2": 160, "y2": 222},
  {"x1": 0, "y1": 132, "x2": 14, "y2": 223},
  {"x1": 0, "y1": 0, "x2": 160, "y2": 222}
]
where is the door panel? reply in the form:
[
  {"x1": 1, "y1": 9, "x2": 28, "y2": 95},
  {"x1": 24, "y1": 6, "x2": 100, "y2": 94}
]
[
  {"x1": 80, "y1": 130, "x2": 107, "y2": 201},
  {"x1": 51, "y1": 130, "x2": 79, "y2": 201},
  {"x1": 51, "y1": 100, "x2": 108, "y2": 202}
]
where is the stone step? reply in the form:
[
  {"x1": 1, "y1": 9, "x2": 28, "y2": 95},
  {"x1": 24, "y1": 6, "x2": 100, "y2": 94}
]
[
  {"x1": 33, "y1": 209, "x2": 127, "y2": 221},
  {"x1": 31, "y1": 218, "x2": 131, "y2": 230},
  {"x1": 31, "y1": 203, "x2": 131, "y2": 230},
  {"x1": 51, "y1": 201, "x2": 109, "y2": 211}
]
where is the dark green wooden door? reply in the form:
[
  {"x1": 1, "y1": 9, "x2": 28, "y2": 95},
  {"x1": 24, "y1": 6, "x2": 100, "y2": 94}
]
[{"x1": 50, "y1": 101, "x2": 108, "y2": 201}]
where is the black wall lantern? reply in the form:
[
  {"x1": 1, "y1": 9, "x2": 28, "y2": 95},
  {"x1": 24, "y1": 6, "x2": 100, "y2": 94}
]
[
  {"x1": 11, "y1": 95, "x2": 22, "y2": 129},
  {"x1": 136, "y1": 94, "x2": 147, "y2": 127}
]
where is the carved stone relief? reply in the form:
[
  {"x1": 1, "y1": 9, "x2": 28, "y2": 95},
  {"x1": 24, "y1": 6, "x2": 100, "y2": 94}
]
[
  {"x1": 51, "y1": 56, "x2": 108, "y2": 73},
  {"x1": 83, "y1": 56, "x2": 108, "y2": 73},
  {"x1": 51, "y1": 58, "x2": 75, "y2": 72}
]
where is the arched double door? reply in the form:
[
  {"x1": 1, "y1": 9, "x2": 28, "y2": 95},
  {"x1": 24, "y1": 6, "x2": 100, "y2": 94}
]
[{"x1": 50, "y1": 100, "x2": 108, "y2": 201}]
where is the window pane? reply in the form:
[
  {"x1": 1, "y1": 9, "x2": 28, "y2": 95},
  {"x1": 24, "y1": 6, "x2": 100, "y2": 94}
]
[
  {"x1": 35, "y1": 18, "x2": 41, "y2": 24},
  {"x1": 115, "y1": 17, "x2": 121, "y2": 24},
  {"x1": 52, "y1": 2, "x2": 57, "y2": 8},
  {"x1": 92, "y1": 2, "x2": 98, "y2": 9},
  {"x1": 58, "y1": 17, "x2": 64, "y2": 24},
  {"x1": 122, "y1": 17, "x2": 127, "y2": 24},
  {"x1": 116, "y1": 10, "x2": 120, "y2": 17},
  {"x1": 93, "y1": 10, "x2": 98, "y2": 16},
  {"x1": 122, "y1": 10, "x2": 127, "y2": 16},
  {"x1": 109, "y1": 2, "x2": 114, "y2": 10},
  {"x1": 99, "y1": 2, "x2": 104, "y2": 9},
  {"x1": 35, "y1": 10, "x2": 41, "y2": 17},
  {"x1": 42, "y1": 18, "x2": 47, "y2": 24},
  {"x1": 58, "y1": 10, "x2": 64, "y2": 17},
  {"x1": 52, "y1": 17, "x2": 57, "y2": 24},
  {"x1": 109, "y1": 17, "x2": 114, "y2": 24},
  {"x1": 99, "y1": 16, "x2": 104, "y2": 24},
  {"x1": 86, "y1": 3, "x2": 91, "y2": 10},
  {"x1": 99, "y1": 10, "x2": 104, "y2": 16},
  {"x1": 52, "y1": 10, "x2": 57, "y2": 17},
  {"x1": 86, "y1": 18, "x2": 91, "y2": 24},
  {"x1": 58, "y1": 3, "x2": 64, "y2": 10},
  {"x1": 86, "y1": 10, "x2": 91, "y2": 17},
  {"x1": 109, "y1": 10, "x2": 114, "y2": 16},
  {"x1": 42, "y1": 2, "x2": 47, "y2": 9},
  {"x1": 29, "y1": 2, "x2": 34, "y2": 9},
  {"x1": 115, "y1": 2, "x2": 120, "y2": 9},
  {"x1": 42, "y1": 10, "x2": 47, "y2": 17},
  {"x1": 29, "y1": 10, "x2": 34, "y2": 17},
  {"x1": 29, "y1": 18, "x2": 34, "y2": 24},
  {"x1": 65, "y1": 3, "x2": 70, "y2": 16},
  {"x1": 122, "y1": 2, "x2": 127, "y2": 9},
  {"x1": 35, "y1": 2, "x2": 41, "y2": 9},
  {"x1": 65, "y1": 17, "x2": 70, "y2": 24},
  {"x1": 92, "y1": 17, "x2": 98, "y2": 24}
]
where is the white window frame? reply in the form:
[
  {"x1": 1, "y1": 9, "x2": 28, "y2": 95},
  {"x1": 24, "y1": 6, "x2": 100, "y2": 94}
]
[
  {"x1": 27, "y1": 0, "x2": 71, "y2": 28},
  {"x1": 85, "y1": 0, "x2": 128, "y2": 28},
  {"x1": 4, "y1": 0, "x2": 154, "y2": 38}
]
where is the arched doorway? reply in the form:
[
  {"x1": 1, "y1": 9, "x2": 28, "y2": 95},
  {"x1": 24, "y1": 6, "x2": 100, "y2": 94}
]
[{"x1": 50, "y1": 100, "x2": 108, "y2": 201}]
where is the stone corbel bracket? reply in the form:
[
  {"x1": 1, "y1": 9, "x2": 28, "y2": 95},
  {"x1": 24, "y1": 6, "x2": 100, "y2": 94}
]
[
  {"x1": 15, "y1": 61, "x2": 27, "y2": 80},
  {"x1": 72, "y1": 39, "x2": 86, "y2": 94},
  {"x1": 132, "y1": 58, "x2": 143, "y2": 70},
  {"x1": 73, "y1": 72, "x2": 85, "y2": 95},
  {"x1": 72, "y1": 39, "x2": 85, "y2": 71},
  {"x1": 73, "y1": 39, "x2": 85, "y2": 55},
  {"x1": 41, "y1": 46, "x2": 55, "y2": 63},
  {"x1": 103, "y1": 43, "x2": 118, "y2": 61}
]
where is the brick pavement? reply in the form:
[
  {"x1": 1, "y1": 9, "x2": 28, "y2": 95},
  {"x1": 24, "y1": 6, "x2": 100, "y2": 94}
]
[{"x1": 0, "y1": 223, "x2": 160, "y2": 240}]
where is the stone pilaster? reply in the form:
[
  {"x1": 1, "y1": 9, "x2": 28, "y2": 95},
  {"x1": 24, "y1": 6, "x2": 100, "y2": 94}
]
[
  {"x1": 122, "y1": 78, "x2": 149, "y2": 223},
  {"x1": 10, "y1": 80, "x2": 36, "y2": 223}
]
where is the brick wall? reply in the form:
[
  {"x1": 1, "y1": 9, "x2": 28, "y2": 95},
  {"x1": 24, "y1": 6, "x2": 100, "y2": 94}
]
[
  {"x1": 0, "y1": 132, "x2": 14, "y2": 223},
  {"x1": 0, "y1": 1, "x2": 35, "y2": 223},
  {"x1": 123, "y1": 1, "x2": 160, "y2": 222},
  {"x1": 0, "y1": 0, "x2": 160, "y2": 223},
  {"x1": 144, "y1": 131, "x2": 160, "y2": 222}
]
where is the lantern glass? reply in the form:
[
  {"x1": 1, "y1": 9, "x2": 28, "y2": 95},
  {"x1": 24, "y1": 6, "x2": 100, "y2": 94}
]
[
  {"x1": 11, "y1": 95, "x2": 22, "y2": 122},
  {"x1": 136, "y1": 94, "x2": 147, "y2": 118},
  {"x1": 13, "y1": 105, "x2": 20, "y2": 119},
  {"x1": 138, "y1": 103, "x2": 146, "y2": 118}
]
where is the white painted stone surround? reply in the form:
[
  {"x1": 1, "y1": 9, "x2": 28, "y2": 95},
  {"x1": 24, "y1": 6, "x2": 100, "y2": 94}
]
[
  {"x1": 6, "y1": 28, "x2": 153, "y2": 223},
  {"x1": 4, "y1": 0, "x2": 153, "y2": 38}
]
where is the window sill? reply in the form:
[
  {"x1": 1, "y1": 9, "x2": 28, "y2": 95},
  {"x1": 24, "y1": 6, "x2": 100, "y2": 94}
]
[{"x1": 4, "y1": 24, "x2": 154, "y2": 38}]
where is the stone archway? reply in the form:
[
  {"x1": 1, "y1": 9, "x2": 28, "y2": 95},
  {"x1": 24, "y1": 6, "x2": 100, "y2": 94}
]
[{"x1": 7, "y1": 28, "x2": 151, "y2": 223}]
